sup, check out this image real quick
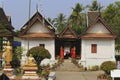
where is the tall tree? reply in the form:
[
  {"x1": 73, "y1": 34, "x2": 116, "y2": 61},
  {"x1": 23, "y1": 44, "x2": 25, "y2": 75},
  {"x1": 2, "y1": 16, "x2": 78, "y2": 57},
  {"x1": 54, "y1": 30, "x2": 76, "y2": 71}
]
[
  {"x1": 86, "y1": 0, "x2": 103, "y2": 11},
  {"x1": 69, "y1": 3, "x2": 84, "y2": 25},
  {"x1": 54, "y1": 13, "x2": 67, "y2": 33},
  {"x1": 102, "y1": 4, "x2": 116, "y2": 27},
  {"x1": 103, "y1": 2, "x2": 120, "y2": 34},
  {"x1": 102, "y1": 1, "x2": 120, "y2": 51},
  {"x1": 68, "y1": 3, "x2": 85, "y2": 34}
]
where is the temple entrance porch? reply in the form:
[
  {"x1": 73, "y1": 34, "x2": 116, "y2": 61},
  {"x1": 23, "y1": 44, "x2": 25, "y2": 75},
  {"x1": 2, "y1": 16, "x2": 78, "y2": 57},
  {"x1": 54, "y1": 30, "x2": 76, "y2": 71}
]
[{"x1": 55, "y1": 38, "x2": 81, "y2": 59}]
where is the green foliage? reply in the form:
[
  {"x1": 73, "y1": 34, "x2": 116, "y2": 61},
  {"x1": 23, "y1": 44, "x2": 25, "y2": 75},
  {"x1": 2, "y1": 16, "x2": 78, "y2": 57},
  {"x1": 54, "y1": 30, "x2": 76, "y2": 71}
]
[
  {"x1": 68, "y1": 3, "x2": 85, "y2": 34},
  {"x1": 68, "y1": 3, "x2": 84, "y2": 25},
  {"x1": 14, "y1": 68, "x2": 21, "y2": 76},
  {"x1": 102, "y1": 1, "x2": 120, "y2": 50},
  {"x1": 86, "y1": 0, "x2": 103, "y2": 11},
  {"x1": 115, "y1": 45, "x2": 120, "y2": 52},
  {"x1": 90, "y1": 65, "x2": 99, "y2": 71},
  {"x1": 27, "y1": 46, "x2": 51, "y2": 72},
  {"x1": 100, "y1": 61, "x2": 116, "y2": 75},
  {"x1": 27, "y1": 46, "x2": 51, "y2": 59},
  {"x1": 41, "y1": 64, "x2": 50, "y2": 77},
  {"x1": 11, "y1": 52, "x2": 20, "y2": 69},
  {"x1": 115, "y1": 55, "x2": 120, "y2": 61},
  {"x1": 97, "y1": 74, "x2": 112, "y2": 80},
  {"x1": 72, "y1": 24, "x2": 85, "y2": 34},
  {"x1": 54, "y1": 13, "x2": 67, "y2": 33},
  {"x1": 47, "y1": 1, "x2": 120, "y2": 48},
  {"x1": 11, "y1": 47, "x2": 24, "y2": 69},
  {"x1": 0, "y1": 37, "x2": 3, "y2": 50},
  {"x1": 15, "y1": 46, "x2": 25, "y2": 59},
  {"x1": 15, "y1": 30, "x2": 21, "y2": 35}
]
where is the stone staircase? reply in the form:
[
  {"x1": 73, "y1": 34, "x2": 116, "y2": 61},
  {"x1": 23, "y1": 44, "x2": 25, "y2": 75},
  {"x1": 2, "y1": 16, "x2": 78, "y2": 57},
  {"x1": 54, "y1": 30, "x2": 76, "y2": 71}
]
[{"x1": 55, "y1": 59, "x2": 81, "y2": 72}]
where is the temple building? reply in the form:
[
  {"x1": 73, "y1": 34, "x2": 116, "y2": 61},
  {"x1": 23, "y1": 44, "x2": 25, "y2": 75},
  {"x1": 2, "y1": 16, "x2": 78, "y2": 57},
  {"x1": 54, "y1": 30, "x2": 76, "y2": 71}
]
[
  {"x1": 80, "y1": 12, "x2": 116, "y2": 67},
  {"x1": 20, "y1": 11, "x2": 116, "y2": 67},
  {"x1": 20, "y1": 11, "x2": 55, "y2": 64}
]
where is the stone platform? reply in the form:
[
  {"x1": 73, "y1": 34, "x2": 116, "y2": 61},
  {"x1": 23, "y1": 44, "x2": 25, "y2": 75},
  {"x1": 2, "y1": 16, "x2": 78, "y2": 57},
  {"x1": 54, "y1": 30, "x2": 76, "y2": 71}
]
[
  {"x1": 3, "y1": 64, "x2": 16, "y2": 79},
  {"x1": 22, "y1": 65, "x2": 39, "y2": 80}
]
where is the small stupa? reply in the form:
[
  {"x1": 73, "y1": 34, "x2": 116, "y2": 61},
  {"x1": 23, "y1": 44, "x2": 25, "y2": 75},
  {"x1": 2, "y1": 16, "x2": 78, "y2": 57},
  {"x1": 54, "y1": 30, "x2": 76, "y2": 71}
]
[{"x1": 22, "y1": 54, "x2": 39, "y2": 79}]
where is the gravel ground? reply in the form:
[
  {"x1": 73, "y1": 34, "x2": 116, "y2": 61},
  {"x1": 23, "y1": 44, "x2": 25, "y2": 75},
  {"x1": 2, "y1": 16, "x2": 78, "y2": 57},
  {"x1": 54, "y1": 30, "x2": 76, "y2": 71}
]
[{"x1": 55, "y1": 71, "x2": 104, "y2": 80}]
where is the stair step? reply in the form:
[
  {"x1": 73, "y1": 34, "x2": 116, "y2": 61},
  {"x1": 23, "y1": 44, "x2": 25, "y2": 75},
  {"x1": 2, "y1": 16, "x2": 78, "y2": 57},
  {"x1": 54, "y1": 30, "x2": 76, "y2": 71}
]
[{"x1": 56, "y1": 60, "x2": 80, "y2": 72}]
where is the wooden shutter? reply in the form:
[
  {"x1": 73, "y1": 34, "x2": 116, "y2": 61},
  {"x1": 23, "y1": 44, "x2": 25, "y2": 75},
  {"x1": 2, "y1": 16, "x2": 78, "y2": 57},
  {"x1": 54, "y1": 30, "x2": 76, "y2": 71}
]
[{"x1": 91, "y1": 44, "x2": 97, "y2": 53}]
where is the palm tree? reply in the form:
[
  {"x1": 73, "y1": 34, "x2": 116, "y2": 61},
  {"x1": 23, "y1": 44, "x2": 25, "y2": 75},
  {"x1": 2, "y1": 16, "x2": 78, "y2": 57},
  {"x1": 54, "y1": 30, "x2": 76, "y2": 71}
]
[
  {"x1": 68, "y1": 3, "x2": 84, "y2": 25},
  {"x1": 86, "y1": 0, "x2": 103, "y2": 11},
  {"x1": 68, "y1": 3, "x2": 84, "y2": 34},
  {"x1": 54, "y1": 13, "x2": 67, "y2": 32}
]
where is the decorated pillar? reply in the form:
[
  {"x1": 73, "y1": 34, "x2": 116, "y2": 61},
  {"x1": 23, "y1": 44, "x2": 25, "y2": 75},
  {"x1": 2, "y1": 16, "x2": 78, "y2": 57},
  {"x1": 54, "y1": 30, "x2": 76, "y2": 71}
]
[
  {"x1": 60, "y1": 46, "x2": 64, "y2": 59},
  {"x1": 71, "y1": 47, "x2": 76, "y2": 58}
]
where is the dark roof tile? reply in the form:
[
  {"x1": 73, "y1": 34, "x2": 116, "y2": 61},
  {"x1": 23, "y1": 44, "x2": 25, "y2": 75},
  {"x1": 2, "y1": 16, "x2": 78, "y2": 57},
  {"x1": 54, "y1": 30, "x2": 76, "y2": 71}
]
[
  {"x1": 87, "y1": 11, "x2": 100, "y2": 26},
  {"x1": 20, "y1": 11, "x2": 55, "y2": 35},
  {"x1": 59, "y1": 24, "x2": 78, "y2": 39},
  {"x1": 0, "y1": 8, "x2": 15, "y2": 36}
]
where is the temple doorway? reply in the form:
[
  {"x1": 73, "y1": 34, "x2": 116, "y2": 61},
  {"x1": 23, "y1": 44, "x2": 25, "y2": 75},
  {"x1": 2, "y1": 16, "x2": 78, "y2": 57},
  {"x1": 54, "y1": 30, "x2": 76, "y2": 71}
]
[
  {"x1": 64, "y1": 46, "x2": 71, "y2": 59},
  {"x1": 55, "y1": 38, "x2": 81, "y2": 59}
]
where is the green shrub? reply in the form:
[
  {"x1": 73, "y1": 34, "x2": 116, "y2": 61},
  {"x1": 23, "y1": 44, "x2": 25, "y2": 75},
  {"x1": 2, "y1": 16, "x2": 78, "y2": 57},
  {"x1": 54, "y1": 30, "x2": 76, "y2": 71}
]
[
  {"x1": 27, "y1": 46, "x2": 51, "y2": 59},
  {"x1": 27, "y1": 46, "x2": 51, "y2": 73},
  {"x1": 97, "y1": 74, "x2": 112, "y2": 80},
  {"x1": 100, "y1": 61, "x2": 116, "y2": 75},
  {"x1": 90, "y1": 65, "x2": 99, "y2": 71},
  {"x1": 11, "y1": 46, "x2": 24, "y2": 69},
  {"x1": 11, "y1": 52, "x2": 20, "y2": 69}
]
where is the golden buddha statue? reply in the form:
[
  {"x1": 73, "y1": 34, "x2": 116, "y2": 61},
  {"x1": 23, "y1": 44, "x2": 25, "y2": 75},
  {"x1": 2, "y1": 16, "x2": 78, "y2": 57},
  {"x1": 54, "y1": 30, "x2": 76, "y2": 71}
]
[
  {"x1": 23, "y1": 54, "x2": 38, "y2": 78},
  {"x1": 3, "y1": 41, "x2": 12, "y2": 64},
  {"x1": 25, "y1": 54, "x2": 36, "y2": 66}
]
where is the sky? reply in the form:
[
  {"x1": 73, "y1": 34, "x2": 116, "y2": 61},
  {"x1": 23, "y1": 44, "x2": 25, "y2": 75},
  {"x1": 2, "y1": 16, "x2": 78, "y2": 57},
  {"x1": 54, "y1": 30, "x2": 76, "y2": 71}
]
[{"x1": 0, "y1": 0, "x2": 119, "y2": 30}]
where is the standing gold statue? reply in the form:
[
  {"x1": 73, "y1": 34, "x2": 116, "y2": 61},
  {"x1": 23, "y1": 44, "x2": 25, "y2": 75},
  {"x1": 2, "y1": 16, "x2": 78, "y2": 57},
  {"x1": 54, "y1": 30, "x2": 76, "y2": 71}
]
[{"x1": 3, "y1": 41, "x2": 12, "y2": 64}]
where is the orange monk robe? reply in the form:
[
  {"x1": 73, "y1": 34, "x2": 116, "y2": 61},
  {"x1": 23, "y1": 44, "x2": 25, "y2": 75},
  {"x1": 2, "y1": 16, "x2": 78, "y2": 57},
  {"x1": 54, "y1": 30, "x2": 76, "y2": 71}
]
[
  {"x1": 71, "y1": 47, "x2": 76, "y2": 58},
  {"x1": 60, "y1": 47, "x2": 64, "y2": 59}
]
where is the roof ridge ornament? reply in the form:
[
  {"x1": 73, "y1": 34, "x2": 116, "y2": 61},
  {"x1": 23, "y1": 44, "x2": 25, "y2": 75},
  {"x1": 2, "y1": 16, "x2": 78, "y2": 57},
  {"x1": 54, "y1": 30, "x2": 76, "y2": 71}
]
[
  {"x1": 36, "y1": 3, "x2": 38, "y2": 12},
  {"x1": 98, "y1": 3, "x2": 101, "y2": 17}
]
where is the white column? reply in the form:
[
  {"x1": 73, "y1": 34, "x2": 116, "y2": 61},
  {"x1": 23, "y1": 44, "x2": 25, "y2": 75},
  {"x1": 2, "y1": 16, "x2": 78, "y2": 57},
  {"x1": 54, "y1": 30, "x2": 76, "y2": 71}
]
[
  {"x1": 80, "y1": 40, "x2": 85, "y2": 60},
  {"x1": 79, "y1": 40, "x2": 86, "y2": 67}
]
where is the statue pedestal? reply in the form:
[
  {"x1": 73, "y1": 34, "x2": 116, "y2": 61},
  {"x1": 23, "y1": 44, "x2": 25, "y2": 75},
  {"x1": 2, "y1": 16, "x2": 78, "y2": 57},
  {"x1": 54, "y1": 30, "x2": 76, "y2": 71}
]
[
  {"x1": 3, "y1": 64, "x2": 16, "y2": 79},
  {"x1": 22, "y1": 65, "x2": 39, "y2": 80}
]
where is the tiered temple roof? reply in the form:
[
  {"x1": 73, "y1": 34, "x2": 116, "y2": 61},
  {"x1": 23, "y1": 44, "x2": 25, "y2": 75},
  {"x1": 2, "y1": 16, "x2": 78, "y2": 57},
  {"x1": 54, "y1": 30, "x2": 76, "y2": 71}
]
[
  {"x1": 20, "y1": 11, "x2": 55, "y2": 39},
  {"x1": 81, "y1": 11, "x2": 116, "y2": 39},
  {"x1": 0, "y1": 8, "x2": 14, "y2": 37},
  {"x1": 59, "y1": 24, "x2": 78, "y2": 39}
]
